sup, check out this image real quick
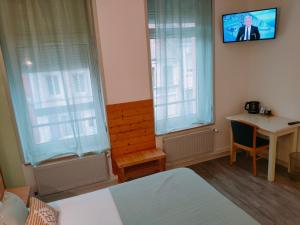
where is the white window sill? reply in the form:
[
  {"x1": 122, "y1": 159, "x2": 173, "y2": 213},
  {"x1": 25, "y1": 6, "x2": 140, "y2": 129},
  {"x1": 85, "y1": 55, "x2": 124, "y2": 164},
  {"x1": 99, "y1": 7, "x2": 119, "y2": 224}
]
[{"x1": 156, "y1": 122, "x2": 215, "y2": 138}]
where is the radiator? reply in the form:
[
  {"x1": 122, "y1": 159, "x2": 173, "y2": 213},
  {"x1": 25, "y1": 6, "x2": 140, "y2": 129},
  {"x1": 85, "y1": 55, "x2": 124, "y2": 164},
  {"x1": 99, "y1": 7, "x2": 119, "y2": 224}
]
[
  {"x1": 34, "y1": 154, "x2": 109, "y2": 196},
  {"x1": 163, "y1": 129, "x2": 214, "y2": 164}
]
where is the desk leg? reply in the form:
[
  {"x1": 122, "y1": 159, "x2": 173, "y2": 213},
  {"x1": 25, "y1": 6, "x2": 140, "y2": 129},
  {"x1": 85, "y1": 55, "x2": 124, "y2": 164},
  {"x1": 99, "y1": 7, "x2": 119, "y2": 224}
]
[
  {"x1": 268, "y1": 134, "x2": 278, "y2": 182},
  {"x1": 230, "y1": 127, "x2": 236, "y2": 164},
  {"x1": 288, "y1": 128, "x2": 298, "y2": 172}
]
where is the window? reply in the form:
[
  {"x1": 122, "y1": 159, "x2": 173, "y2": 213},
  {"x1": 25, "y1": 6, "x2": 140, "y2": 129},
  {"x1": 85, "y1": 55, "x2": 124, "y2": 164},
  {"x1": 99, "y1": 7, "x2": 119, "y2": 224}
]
[
  {"x1": 72, "y1": 73, "x2": 87, "y2": 93},
  {"x1": 59, "y1": 115, "x2": 73, "y2": 140},
  {"x1": 147, "y1": 0, "x2": 213, "y2": 134},
  {"x1": 0, "y1": 0, "x2": 110, "y2": 165},
  {"x1": 46, "y1": 75, "x2": 61, "y2": 96}
]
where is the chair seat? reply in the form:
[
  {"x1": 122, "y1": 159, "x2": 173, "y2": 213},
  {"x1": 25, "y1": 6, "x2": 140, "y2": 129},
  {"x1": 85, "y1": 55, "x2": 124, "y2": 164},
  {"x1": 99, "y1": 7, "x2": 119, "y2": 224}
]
[
  {"x1": 115, "y1": 148, "x2": 165, "y2": 168},
  {"x1": 231, "y1": 120, "x2": 269, "y2": 176},
  {"x1": 256, "y1": 137, "x2": 269, "y2": 148}
]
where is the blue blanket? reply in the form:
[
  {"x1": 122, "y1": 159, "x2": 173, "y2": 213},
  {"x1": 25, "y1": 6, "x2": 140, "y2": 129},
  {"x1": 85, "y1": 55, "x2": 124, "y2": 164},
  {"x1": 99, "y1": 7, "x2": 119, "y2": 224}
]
[{"x1": 110, "y1": 168, "x2": 259, "y2": 225}]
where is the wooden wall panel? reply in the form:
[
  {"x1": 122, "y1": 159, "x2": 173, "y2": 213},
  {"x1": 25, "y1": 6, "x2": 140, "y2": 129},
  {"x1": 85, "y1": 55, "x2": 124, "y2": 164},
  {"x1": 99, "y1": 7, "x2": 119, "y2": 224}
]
[{"x1": 106, "y1": 99, "x2": 156, "y2": 173}]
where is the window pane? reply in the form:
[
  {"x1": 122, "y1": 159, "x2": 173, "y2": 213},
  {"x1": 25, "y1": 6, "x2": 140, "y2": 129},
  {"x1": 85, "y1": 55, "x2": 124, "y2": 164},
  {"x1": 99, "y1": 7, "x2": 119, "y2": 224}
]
[
  {"x1": 148, "y1": 0, "x2": 213, "y2": 134},
  {"x1": 0, "y1": 0, "x2": 110, "y2": 164}
]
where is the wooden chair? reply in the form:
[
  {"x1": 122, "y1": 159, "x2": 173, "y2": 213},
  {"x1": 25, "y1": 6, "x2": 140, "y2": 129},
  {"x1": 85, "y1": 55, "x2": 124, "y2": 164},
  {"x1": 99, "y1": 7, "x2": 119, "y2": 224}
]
[
  {"x1": 0, "y1": 169, "x2": 30, "y2": 205},
  {"x1": 107, "y1": 99, "x2": 166, "y2": 183},
  {"x1": 230, "y1": 120, "x2": 269, "y2": 176}
]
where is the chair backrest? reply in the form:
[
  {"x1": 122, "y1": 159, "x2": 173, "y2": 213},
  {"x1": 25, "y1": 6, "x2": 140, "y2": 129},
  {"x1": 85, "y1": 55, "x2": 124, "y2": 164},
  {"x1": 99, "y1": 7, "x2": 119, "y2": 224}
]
[
  {"x1": 0, "y1": 169, "x2": 5, "y2": 201},
  {"x1": 231, "y1": 120, "x2": 256, "y2": 148},
  {"x1": 106, "y1": 99, "x2": 156, "y2": 173}
]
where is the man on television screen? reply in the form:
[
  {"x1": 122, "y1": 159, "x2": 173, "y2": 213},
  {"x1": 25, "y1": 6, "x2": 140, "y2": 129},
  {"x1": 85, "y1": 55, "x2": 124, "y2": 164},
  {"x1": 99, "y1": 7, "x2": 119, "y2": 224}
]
[{"x1": 236, "y1": 15, "x2": 260, "y2": 41}]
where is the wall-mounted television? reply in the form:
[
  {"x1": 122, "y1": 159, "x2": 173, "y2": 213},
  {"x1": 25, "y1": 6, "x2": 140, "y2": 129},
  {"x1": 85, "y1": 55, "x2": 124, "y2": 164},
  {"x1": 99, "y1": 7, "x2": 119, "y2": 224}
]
[{"x1": 222, "y1": 8, "x2": 278, "y2": 43}]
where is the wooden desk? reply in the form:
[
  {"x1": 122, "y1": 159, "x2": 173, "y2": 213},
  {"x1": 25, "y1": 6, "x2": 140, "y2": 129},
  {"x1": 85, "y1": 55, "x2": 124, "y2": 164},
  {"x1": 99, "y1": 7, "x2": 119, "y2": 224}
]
[{"x1": 227, "y1": 113, "x2": 300, "y2": 181}]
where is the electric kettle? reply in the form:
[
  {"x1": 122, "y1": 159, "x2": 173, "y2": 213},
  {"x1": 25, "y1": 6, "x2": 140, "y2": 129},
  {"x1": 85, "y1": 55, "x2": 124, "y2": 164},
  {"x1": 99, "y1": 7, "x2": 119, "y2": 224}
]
[{"x1": 244, "y1": 101, "x2": 260, "y2": 114}]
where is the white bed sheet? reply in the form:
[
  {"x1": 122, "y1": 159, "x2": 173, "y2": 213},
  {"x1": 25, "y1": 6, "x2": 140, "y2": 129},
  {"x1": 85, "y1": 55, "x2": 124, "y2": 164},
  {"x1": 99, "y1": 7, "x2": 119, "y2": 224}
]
[{"x1": 49, "y1": 188, "x2": 123, "y2": 225}]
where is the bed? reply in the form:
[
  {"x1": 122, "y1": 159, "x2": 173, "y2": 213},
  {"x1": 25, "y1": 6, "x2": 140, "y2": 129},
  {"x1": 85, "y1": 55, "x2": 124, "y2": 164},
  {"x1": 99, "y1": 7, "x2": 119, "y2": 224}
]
[{"x1": 50, "y1": 168, "x2": 259, "y2": 225}]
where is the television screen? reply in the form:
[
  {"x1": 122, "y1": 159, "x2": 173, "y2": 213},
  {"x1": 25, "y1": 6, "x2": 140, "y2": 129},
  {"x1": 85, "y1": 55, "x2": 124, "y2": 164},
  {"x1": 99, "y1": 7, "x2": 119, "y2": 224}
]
[{"x1": 222, "y1": 8, "x2": 277, "y2": 43}]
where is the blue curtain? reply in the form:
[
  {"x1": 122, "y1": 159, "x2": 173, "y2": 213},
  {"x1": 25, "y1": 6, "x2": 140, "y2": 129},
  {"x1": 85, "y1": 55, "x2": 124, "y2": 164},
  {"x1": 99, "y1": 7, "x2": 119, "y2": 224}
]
[
  {"x1": 148, "y1": 0, "x2": 213, "y2": 134},
  {"x1": 0, "y1": 0, "x2": 110, "y2": 165}
]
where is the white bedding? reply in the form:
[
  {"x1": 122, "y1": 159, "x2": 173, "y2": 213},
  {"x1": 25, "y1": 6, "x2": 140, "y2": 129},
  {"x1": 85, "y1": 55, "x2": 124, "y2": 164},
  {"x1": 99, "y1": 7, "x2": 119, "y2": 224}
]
[{"x1": 49, "y1": 188, "x2": 122, "y2": 225}]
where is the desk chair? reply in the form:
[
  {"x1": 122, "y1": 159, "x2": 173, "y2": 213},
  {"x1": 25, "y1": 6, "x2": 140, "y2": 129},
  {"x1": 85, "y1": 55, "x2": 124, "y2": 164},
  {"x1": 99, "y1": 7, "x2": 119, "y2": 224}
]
[{"x1": 230, "y1": 120, "x2": 269, "y2": 176}]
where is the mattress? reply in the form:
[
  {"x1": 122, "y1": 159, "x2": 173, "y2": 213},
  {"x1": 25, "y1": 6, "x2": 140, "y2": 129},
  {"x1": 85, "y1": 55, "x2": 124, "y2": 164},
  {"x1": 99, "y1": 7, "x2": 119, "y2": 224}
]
[
  {"x1": 50, "y1": 188, "x2": 122, "y2": 225},
  {"x1": 50, "y1": 168, "x2": 259, "y2": 225}
]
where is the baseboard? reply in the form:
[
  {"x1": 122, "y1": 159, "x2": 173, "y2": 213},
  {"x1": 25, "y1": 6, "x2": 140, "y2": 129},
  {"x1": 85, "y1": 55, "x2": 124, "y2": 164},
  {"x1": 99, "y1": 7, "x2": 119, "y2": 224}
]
[
  {"x1": 276, "y1": 159, "x2": 288, "y2": 168},
  {"x1": 260, "y1": 152, "x2": 288, "y2": 168},
  {"x1": 166, "y1": 147, "x2": 230, "y2": 169}
]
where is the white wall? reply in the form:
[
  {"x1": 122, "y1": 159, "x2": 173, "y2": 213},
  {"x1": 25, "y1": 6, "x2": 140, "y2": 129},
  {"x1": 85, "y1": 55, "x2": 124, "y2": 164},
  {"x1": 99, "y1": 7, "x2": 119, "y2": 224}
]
[
  {"x1": 213, "y1": 0, "x2": 252, "y2": 152},
  {"x1": 96, "y1": 0, "x2": 300, "y2": 163},
  {"x1": 2, "y1": 0, "x2": 299, "y2": 187},
  {"x1": 213, "y1": 0, "x2": 300, "y2": 163},
  {"x1": 0, "y1": 51, "x2": 25, "y2": 187},
  {"x1": 95, "y1": 0, "x2": 152, "y2": 104},
  {"x1": 243, "y1": 0, "x2": 300, "y2": 162},
  {"x1": 95, "y1": 0, "x2": 253, "y2": 154}
]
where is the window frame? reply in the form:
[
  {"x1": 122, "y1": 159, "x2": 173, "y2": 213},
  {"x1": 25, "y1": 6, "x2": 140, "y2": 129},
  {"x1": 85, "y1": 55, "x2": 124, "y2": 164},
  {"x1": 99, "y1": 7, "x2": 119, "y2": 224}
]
[
  {"x1": 0, "y1": 0, "x2": 110, "y2": 165},
  {"x1": 46, "y1": 74, "x2": 61, "y2": 96},
  {"x1": 145, "y1": 0, "x2": 215, "y2": 136}
]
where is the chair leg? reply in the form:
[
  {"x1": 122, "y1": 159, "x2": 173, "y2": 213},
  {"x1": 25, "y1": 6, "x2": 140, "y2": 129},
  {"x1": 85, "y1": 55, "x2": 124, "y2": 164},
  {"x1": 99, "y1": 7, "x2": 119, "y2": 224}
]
[
  {"x1": 118, "y1": 168, "x2": 125, "y2": 183},
  {"x1": 159, "y1": 158, "x2": 166, "y2": 172},
  {"x1": 252, "y1": 152, "x2": 257, "y2": 176},
  {"x1": 230, "y1": 146, "x2": 236, "y2": 165}
]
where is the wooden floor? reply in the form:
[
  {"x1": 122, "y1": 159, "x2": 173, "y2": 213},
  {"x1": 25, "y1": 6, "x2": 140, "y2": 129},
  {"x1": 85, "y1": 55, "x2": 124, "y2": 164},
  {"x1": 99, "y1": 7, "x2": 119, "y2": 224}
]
[{"x1": 189, "y1": 154, "x2": 300, "y2": 225}]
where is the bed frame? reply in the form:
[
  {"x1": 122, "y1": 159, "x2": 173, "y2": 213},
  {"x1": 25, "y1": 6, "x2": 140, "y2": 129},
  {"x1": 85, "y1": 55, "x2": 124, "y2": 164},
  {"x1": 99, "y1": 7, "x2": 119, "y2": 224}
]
[{"x1": 0, "y1": 169, "x2": 5, "y2": 200}]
